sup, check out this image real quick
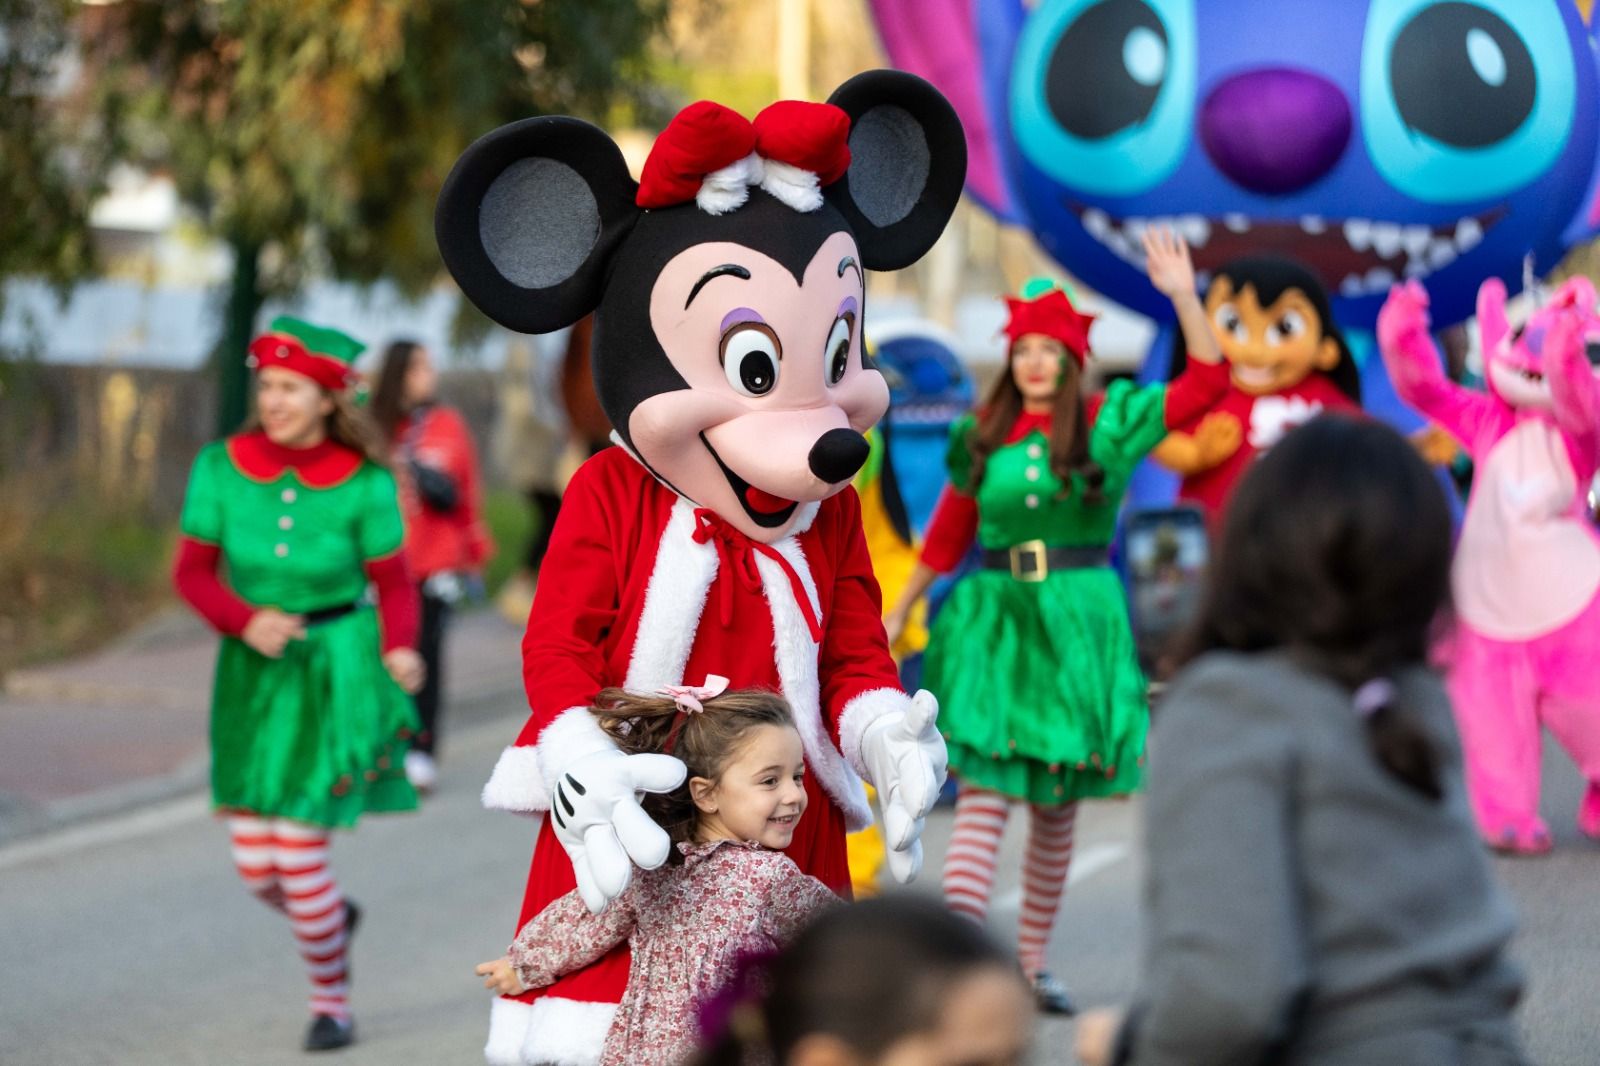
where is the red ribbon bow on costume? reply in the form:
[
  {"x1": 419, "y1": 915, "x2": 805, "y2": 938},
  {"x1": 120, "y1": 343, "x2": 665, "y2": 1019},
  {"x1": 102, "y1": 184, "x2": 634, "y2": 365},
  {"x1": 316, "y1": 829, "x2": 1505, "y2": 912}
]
[
  {"x1": 1003, "y1": 290, "x2": 1097, "y2": 367},
  {"x1": 691, "y1": 508, "x2": 823, "y2": 644},
  {"x1": 636, "y1": 100, "x2": 852, "y2": 211}
]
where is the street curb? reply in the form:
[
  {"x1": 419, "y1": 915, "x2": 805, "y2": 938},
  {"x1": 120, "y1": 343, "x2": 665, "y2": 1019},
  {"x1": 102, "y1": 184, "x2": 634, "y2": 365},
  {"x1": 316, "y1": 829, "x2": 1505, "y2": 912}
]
[{"x1": 0, "y1": 680, "x2": 528, "y2": 848}]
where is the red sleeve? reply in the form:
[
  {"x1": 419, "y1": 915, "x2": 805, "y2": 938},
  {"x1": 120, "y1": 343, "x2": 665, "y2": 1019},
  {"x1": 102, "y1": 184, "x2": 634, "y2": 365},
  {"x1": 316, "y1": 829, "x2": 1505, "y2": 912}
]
[
  {"x1": 818, "y1": 488, "x2": 907, "y2": 744},
  {"x1": 1163, "y1": 356, "x2": 1233, "y2": 429},
  {"x1": 918, "y1": 485, "x2": 979, "y2": 574},
  {"x1": 516, "y1": 458, "x2": 623, "y2": 746},
  {"x1": 365, "y1": 552, "x2": 419, "y2": 653},
  {"x1": 433, "y1": 407, "x2": 496, "y2": 568},
  {"x1": 172, "y1": 537, "x2": 255, "y2": 637}
]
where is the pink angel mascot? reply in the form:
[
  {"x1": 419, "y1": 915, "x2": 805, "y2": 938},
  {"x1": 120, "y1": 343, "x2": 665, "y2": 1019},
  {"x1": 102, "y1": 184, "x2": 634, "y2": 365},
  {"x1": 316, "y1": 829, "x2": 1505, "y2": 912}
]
[{"x1": 1378, "y1": 276, "x2": 1600, "y2": 853}]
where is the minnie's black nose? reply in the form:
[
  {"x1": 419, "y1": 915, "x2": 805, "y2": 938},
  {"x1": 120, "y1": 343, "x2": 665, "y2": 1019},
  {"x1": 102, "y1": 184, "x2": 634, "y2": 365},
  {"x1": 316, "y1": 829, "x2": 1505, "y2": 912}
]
[{"x1": 809, "y1": 428, "x2": 871, "y2": 484}]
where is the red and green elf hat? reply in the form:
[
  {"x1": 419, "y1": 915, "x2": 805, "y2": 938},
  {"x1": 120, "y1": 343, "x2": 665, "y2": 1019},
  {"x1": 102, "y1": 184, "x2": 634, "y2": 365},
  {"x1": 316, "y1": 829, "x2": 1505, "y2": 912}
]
[
  {"x1": 1002, "y1": 276, "x2": 1096, "y2": 366},
  {"x1": 246, "y1": 316, "x2": 364, "y2": 391}
]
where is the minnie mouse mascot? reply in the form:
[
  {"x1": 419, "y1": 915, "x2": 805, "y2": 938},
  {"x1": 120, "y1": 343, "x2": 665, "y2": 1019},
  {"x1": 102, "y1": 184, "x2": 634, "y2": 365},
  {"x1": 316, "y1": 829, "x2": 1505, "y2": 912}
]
[{"x1": 436, "y1": 71, "x2": 965, "y2": 1066}]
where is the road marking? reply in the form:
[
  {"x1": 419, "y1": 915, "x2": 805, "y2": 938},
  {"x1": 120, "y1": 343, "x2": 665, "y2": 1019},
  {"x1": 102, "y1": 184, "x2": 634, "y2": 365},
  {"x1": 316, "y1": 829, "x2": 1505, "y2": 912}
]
[{"x1": 989, "y1": 842, "x2": 1131, "y2": 913}]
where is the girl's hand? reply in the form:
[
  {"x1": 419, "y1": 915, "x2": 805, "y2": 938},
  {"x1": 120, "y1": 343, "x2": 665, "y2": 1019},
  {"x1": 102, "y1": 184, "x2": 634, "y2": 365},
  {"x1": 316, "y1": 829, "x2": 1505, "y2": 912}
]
[
  {"x1": 1074, "y1": 1007, "x2": 1124, "y2": 1066},
  {"x1": 883, "y1": 602, "x2": 912, "y2": 649},
  {"x1": 1142, "y1": 227, "x2": 1196, "y2": 300},
  {"x1": 475, "y1": 957, "x2": 526, "y2": 996},
  {"x1": 241, "y1": 608, "x2": 306, "y2": 658},
  {"x1": 384, "y1": 647, "x2": 426, "y2": 694}
]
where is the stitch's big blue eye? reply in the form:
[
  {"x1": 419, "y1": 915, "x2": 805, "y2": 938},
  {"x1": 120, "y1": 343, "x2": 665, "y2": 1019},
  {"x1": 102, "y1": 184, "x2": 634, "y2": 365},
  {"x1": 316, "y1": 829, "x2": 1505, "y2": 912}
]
[
  {"x1": 1363, "y1": 0, "x2": 1574, "y2": 203},
  {"x1": 1011, "y1": 0, "x2": 1197, "y2": 197}
]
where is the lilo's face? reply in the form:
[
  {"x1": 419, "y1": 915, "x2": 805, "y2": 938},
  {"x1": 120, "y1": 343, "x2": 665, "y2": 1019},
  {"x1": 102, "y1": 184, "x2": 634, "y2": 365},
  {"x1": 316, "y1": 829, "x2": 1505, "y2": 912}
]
[
  {"x1": 630, "y1": 229, "x2": 888, "y2": 542},
  {"x1": 256, "y1": 367, "x2": 334, "y2": 448},
  {"x1": 1206, "y1": 279, "x2": 1340, "y2": 396}
]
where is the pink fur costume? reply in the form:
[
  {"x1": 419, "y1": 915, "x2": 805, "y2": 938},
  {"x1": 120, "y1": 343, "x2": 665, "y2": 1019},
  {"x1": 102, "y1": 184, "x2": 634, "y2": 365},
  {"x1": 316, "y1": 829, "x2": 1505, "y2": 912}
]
[{"x1": 1378, "y1": 276, "x2": 1600, "y2": 853}]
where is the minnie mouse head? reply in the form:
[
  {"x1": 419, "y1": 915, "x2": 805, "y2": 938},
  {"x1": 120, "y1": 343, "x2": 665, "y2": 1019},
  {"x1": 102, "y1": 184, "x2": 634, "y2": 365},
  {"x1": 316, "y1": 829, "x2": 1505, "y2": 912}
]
[{"x1": 436, "y1": 71, "x2": 966, "y2": 543}]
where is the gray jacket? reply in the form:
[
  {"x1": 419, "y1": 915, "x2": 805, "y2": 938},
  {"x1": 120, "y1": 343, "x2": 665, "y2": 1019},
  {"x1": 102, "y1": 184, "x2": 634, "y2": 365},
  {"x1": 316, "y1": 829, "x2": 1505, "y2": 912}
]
[{"x1": 1116, "y1": 653, "x2": 1526, "y2": 1066}]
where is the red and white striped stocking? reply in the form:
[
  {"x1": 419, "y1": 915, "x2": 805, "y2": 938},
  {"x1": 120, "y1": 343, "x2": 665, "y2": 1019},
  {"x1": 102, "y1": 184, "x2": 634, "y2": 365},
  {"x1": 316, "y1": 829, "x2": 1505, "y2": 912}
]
[
  {"x1": 942, "y1": 788, "x2": 1011, "y2": 921},
  {"x1": 1018, "y1": 802, "x2": 1078, "y2": 979},
  {"x1": 227, "y1": 814, "x2": 286, "y2": 912}
]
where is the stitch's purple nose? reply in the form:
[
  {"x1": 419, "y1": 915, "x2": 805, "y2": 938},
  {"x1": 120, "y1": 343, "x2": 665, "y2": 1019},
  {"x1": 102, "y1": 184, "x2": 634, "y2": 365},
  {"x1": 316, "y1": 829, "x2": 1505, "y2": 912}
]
[{"x1": 1200, "y1": 68, "x2": 1351, "y2": 195}]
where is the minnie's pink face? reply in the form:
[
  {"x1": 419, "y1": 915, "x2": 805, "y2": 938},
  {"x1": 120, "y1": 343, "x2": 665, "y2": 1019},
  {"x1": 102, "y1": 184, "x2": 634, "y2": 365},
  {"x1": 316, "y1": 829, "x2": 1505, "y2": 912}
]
[{"x1": 634, "y1": 230, "x2": 889, "y2": 543}]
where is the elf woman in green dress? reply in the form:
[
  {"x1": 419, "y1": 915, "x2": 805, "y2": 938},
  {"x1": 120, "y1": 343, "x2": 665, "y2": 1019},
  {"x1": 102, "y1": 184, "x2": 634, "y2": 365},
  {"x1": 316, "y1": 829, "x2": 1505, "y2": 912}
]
[
  {"x1": 884, "y1": 229, "x2": 1225, "y2": 1014},
  {"x1": 172, "y1": 317, "x2": 423, "y2": 1052}
]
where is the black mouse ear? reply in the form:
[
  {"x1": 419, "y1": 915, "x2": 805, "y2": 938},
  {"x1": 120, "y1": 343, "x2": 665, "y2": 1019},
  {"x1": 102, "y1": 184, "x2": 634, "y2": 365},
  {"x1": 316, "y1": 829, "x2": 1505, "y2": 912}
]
[
  {"x1": 824, "y1": 70, "x2": 967, "y2": 272},
  {"x1": 435, "y1": 116, "x2": 640, "y2": 334}
]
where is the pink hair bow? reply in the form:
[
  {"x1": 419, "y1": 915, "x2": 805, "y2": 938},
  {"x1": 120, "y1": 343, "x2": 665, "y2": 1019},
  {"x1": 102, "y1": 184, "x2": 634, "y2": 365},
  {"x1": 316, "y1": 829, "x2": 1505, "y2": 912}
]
[{"x1": 659, "y1": 674, "x2": 730, "y2": 715}]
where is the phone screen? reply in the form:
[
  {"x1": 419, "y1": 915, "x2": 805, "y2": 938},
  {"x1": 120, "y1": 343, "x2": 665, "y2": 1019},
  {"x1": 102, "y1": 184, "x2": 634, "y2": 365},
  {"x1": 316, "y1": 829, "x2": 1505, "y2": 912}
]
[{"x1": 1124, "y1": 507, "x2": 1209, "y2": 673}]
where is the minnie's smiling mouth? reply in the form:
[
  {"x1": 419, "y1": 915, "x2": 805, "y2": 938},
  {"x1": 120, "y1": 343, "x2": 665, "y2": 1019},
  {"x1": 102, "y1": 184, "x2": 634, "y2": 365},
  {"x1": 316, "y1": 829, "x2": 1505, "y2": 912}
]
[{"x1": 700, "y1": 433, "x2": 799, "y2": 528}]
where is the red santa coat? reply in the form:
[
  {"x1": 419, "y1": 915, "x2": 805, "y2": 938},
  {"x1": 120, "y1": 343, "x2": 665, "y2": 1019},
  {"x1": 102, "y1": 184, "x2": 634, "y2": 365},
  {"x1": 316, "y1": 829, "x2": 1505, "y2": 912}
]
[{"x1": 481, "y1": 445, "x2": 906, "y2": 1064}]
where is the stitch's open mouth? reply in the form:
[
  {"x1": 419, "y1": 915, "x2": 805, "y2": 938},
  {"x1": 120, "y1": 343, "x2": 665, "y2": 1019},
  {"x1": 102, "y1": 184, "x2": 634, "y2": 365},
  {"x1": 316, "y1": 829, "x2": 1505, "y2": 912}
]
[
  {"x1": 701, "y1": 433, "x2": 799, "y2": 529},
  {"x1": 1068, "y1": 202, "x2": 1506, "y2": 298}
]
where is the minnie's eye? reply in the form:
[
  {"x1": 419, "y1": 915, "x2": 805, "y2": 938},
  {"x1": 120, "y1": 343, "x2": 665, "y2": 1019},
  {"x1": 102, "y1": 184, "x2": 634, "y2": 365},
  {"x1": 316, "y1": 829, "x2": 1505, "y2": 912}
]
[
  {"x1": 721, "y1": 323, "x2": 782, "y2": 397},
  {"x1": 1268, "y1": 310, "x2": 1308, "y2": 345},
  {"x1": 825, "y1": 313, "x2": 855, "y2": 386}
]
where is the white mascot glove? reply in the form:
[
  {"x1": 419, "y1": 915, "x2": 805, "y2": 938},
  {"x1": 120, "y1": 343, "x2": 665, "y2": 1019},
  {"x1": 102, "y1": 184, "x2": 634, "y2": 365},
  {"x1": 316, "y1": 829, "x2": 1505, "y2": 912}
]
[
  {"x1": 550, "y1": 749, "x2": 687, "y2": 913},
  {"x1": 858, "y1": 689, "x2": 947, "y2": 884}
]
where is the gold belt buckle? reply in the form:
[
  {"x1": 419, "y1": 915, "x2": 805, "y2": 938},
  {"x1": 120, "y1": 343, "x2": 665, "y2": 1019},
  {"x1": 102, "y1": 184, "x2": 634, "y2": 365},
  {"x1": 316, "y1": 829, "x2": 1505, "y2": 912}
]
[{"x1": 1009, "y1": 539, "x2": 1049, "y2": 583}]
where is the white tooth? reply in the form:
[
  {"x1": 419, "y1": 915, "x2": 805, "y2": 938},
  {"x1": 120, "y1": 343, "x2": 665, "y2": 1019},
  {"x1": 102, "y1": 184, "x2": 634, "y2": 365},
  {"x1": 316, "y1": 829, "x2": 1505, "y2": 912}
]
[
  {"x1": 1371, "y1": 224, "x2": 1403, "y2": 260},
  {"x1": 1429, "y1": 239, "x2": 1459, "y2": 270},
  {"x1": 1341, "y1": 273, "x2": 1366, "y2": 297},
  {"x1": 1404, "y1": 258, "x2": 1431, "y2": 278},
  {"x1": 1179, "y1": 214, "x2": 1211, "y2": 247},
  {"x1": 1300, "y1": 215, "x2": 1327, "y2": 234},
  {"x1": 1225, "y1": 213, "x2": 1251, "y2": 233},
  {"x1": 1106, "y1": 230, "x2": 1132, "y2": 258},
  {"x1": 1084, "y1": 208, "x2": 1111, "y2": 240},
  {"x1": 1123, "y1": 216, "x2": 1149, "y2": 243},
  {"x1": 1344, "y1": 218, "x2": 1372, "y2": 251},
  {"x1": 1456, "y1": 217, "x2": 1483, "y2": 251},
  {"x1": 1402, "y1": 225, "x2": 1432, "y2": 257},
  {"x1": 1364, "y1": 267, "x2": 1396, "y2": 292}
]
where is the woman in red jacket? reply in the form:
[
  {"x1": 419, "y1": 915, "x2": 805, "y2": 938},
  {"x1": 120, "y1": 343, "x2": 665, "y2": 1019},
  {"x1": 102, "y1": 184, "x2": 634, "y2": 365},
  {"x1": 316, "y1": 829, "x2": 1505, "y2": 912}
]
[{"x1": 371, "y1": 340, "x2": 495, "y2": 793}]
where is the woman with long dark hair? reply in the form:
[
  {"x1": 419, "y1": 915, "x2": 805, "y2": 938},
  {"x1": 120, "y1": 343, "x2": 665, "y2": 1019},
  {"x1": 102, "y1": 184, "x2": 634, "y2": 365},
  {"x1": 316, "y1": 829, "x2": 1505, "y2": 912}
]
[
  {"x1": 1075, "y1": 416, "x2": 1527, "y2": 1066},
  {"x1": 172, "y1": 317, "x2": 423, "y2": 1051},
  {"x1": 369, "y1": 339, "x2": 493, "y2": 793},
  {"x1": 883, "y1": 230, "x2": 1227, "y2": 1012}
]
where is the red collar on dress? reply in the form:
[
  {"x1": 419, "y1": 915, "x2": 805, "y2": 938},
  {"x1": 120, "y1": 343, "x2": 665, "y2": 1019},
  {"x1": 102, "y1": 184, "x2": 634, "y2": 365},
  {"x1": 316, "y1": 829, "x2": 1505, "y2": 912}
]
[
  {"x1": 1004, "y1": 410, "x2": 1053, "y2": 444},
  {"x1": 226, "y1": 430, "x2": 364, "y2": 488}
]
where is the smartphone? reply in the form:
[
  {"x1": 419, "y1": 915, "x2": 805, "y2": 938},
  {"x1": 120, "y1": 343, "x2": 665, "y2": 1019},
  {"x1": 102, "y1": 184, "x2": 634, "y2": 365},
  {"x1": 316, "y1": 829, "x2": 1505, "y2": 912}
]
[{"x1": 1123, "y1": 506, "x2": 1210, "y2": 676}]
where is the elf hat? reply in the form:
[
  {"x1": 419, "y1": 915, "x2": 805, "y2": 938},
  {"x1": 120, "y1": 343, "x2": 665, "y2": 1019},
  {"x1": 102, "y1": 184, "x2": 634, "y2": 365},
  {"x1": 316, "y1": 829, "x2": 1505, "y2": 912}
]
[
  {"x1": 246, "y1": 316, "x2": 364, "y2": 391},
  {"x1": 1002, "y1": 277, "x2": 1096, "y2": 366}
]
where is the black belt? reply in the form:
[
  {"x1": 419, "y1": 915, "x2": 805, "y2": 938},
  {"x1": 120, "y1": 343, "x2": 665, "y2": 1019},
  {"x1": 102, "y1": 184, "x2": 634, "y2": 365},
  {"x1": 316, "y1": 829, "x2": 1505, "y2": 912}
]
[
  {"x1": 302, "y1": 601, "x2": 360, "y2": 626},
  {"x1": 981, "y1": 542, "x2": 1108, "y2": 582}
]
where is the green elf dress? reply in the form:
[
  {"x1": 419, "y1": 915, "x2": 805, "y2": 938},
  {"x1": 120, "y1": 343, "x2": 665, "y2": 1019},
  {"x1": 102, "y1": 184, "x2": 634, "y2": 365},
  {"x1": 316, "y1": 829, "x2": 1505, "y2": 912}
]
[
  {"x1": 172, "y1": 318, "x2": 418, "y2": 827},
  {"x1": 918, "y1": 357, "x2": 1229, "y2": 807}
]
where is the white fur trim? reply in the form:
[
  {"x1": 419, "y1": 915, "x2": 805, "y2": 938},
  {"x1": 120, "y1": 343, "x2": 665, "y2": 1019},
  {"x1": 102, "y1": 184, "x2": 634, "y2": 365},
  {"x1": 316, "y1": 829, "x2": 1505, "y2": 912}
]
[
  {"x1": 793, "y1": 499, "x2": 822, "y2": 535},
  {"x1": 624, "y1": 499, "x2": 719, "y2": 691},
  {"x1": 486, "y1": 997, "x2": 535, "y2": 1066},
  {"x1": 535, "y1": 706, "x2": 618, "y2": 790},
  {"x1": 697, "y1": 153, "x2": 763, "y2": 216},
  {"x1": 754, "y1": 536, "x2": 875, "y2": 831},
  {"x1": 482, "y1": 745, "x2": 551, "y2": 813},
  {"x1": 838, "y1": 687, "x2": 914, "y2": 779},
  {"x1": 521, "y1": 997, "x2": 619, "y2": 1066},
  {"x1": 760, "y1": 158, "x2": 825, "y2": 213}
]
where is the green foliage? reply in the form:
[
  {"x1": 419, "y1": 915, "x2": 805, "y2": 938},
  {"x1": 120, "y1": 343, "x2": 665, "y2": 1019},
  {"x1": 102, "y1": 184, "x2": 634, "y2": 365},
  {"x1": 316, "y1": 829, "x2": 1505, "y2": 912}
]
[{"x1": 481, "y1": 486, "x2": 534, "y2": 597}]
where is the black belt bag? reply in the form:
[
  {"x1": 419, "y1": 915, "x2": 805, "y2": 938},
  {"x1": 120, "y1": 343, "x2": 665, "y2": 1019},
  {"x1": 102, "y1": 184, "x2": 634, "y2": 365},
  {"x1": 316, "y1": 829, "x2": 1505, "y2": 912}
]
[
  {"x1": 981, "y1": 541, "x2": 1109, "y2": 582},
  {"x1": 302, "y1": 600, "x2": 360, "y2": 626}
]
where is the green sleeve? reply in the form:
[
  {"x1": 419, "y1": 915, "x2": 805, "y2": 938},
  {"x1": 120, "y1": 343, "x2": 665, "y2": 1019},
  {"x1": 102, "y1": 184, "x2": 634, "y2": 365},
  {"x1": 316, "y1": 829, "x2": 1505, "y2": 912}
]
[
  {"x1": 1091, "y1": 380, "x2": 1173, "y2": 473},
  {"x1": 357, "y1": 464, "x2": 406, "y2": 560},
  {"x1": 944, "y1": 413, "x2": 978, "y2": 494},
  {"x1": 178, "y1": 443, "x2": 227, "y2": 543}
]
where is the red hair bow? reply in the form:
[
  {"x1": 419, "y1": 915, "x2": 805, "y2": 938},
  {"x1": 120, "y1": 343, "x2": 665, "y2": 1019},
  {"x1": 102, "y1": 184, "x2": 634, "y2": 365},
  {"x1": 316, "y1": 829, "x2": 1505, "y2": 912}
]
[
  {"x1": 1003, "y1": 290, "x2": 1097, "y2": 365},
  {"x1": 636, "y1": 99, "x2": 851, "y2": 212}
]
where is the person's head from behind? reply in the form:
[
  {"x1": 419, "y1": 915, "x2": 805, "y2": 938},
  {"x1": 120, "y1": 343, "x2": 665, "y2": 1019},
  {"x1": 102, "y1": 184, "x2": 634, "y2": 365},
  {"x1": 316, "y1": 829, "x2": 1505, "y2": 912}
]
[
  {"x1": 697, "y1": 896, "x2": 1031, "y2": 1066},
  {"x1": 1185, "y1": 414, "x2": 1451, "y2": 797},
  {"x1": 593, "y1": 685, "x2": 807, "y2": 853}
]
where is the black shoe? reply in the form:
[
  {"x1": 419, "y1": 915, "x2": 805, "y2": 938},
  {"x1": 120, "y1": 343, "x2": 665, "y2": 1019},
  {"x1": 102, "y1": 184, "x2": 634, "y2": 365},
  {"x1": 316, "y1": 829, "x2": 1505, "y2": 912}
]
[
  {"x1": 303, "y1": 1014, "x2": 355, "y2": 1052},
  {"x1": 1031, "y1": 971, "x2": 1077, "y2": 1016},
  {"x1": 345, "y1": 899, "x2": 361, "y2": 939}
]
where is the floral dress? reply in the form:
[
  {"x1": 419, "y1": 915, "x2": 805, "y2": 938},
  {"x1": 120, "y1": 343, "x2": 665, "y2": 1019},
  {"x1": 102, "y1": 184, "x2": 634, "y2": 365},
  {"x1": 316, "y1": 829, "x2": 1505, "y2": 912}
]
[{"x1": 507, "y1": 839, "x2": 837, "y2": 1066}]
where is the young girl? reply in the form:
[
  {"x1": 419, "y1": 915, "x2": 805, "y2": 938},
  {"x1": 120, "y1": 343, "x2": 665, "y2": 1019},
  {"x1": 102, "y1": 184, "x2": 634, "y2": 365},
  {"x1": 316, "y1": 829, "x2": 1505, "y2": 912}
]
[
  {"x1": 172, "y1": 316, "x2": 422, "y2": 1052},
  {"x1": 693, "y1": 895, "x2": 1034, "y2": 1066},
  {"x1": 369, "y1": 338, "x2": 494, "y2": 792},
  {"x1": 1076, "y1": 416, "x2": 1527, "y2": 1066},
  {"x1": 476, "y1": 681, "x2": 838, "y2": 1066},
  {"x1": 882, "y1": 228, "x2": 1228, "y2": 1012}
]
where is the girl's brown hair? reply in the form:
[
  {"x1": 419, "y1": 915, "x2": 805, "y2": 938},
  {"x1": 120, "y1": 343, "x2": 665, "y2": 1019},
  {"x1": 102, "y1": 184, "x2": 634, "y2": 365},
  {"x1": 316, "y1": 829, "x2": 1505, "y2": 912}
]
[
  {"x1": 244, "y1": 385, "x2": 389, "y2": 467},
  {"x1": 591, "y1": 687, "x2": 797, "y2": 860},
  {"x1": 368, "y1": 339, "x2": 424, "y2": 442},
  {"x1": 967, "y1": 344, "x2": 1106, "y2": 505}
]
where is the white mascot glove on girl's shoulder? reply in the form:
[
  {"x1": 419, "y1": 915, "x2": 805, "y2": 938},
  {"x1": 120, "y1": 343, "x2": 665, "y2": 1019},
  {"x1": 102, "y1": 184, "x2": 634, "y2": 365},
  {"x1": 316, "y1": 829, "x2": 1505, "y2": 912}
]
[
  {"x1": 550, "y1": 747, "x2": 687, "y2": 913},
  {"x1": 858, "y1": 689, "x2": 947, "y2": 884}
]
